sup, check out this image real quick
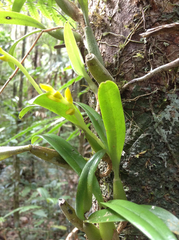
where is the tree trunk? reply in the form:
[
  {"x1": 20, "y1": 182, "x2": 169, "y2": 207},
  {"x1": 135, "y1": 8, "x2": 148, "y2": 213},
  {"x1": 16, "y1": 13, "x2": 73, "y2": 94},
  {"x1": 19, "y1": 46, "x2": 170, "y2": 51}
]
[{"x1": 89, "y1": 0, "x2": 179, "y2": 238}]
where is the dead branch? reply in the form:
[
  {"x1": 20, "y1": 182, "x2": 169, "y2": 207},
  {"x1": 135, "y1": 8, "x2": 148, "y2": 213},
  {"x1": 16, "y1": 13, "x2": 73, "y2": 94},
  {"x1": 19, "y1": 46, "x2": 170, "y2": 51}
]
[
  {"x1": 121, "y1": 57, "x2": 179, "y2": 92},
  {"x1": 66, "y1": 227, "x2": 79, "y2": 240},
  {"x1": 140, "y1": 22, "x2": 179, "y2": 38}
]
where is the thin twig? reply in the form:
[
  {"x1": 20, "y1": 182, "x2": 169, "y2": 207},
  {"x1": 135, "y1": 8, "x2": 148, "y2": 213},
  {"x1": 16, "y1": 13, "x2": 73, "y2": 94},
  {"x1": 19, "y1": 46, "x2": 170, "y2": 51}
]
[
  {"x1": 140, "y1": 22, "x2": 179, "y2": 38},
  {"x1": 0, "y1": 26, "x2": 63, "y2": 95},
  {"x1": 121, "y1": 57, "x2": 179, "y2": 92}
]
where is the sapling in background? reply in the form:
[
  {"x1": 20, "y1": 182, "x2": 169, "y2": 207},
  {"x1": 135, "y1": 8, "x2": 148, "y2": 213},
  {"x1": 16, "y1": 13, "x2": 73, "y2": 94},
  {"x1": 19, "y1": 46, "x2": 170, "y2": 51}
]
[{"x1": 0, "y1": 0, "x2": 179, "y2": 240}]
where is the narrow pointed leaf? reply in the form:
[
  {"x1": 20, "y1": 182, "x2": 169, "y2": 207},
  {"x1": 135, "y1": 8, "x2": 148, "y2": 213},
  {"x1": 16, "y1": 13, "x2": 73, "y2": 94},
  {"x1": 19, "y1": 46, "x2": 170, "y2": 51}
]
[
  {"x1": 64, "y1": 21, "x2": 86, "y2": 76},
  {"x1": 64, "y1": 22, "x2": 97, "y2": 93},
  {"x1": 77, "y1": 102, "x2": 107, "y2": 148},
  {"x1": 142, "y1": 205, "x2": 179, "y2": 235},
  {"x1": 76, "y1": 150, "x2": 105, "y2": 220},
  {"x1": 12, "y1": 0, "x2": 26, "y2": 12},
  {"x1": 8, "y1": 29, "x2": 41, "y2": 69},
  {"x1": 0, "y1": 11, "x2": 45, "y2": 29},
  {"x1": 33, "y1": 93, "x2": 83, "y2": 127},
  {"x1": 34, "y1": 134, "x2": 86, "y2": 176},
  {"x1": 98, "y1": 81, "x2": 125, "y2": 164},
  {"x1": 78, "y1": 0, "x2": 89, "y2": 25},
  {"x1": 85, "y1": 209, "x2": 125, "y2": 224},
  {"x1": 19, "y1": 105, "x2": 39, "y2": 119},
  {"x1": 102, "y1": 200, "x2": 177, "y2": 240}
]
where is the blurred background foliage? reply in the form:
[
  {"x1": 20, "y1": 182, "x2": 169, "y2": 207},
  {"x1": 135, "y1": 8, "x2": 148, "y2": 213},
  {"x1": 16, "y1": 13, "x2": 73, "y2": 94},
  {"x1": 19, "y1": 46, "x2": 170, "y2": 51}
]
[{"x1": 0, "y1": 1, "x2": 87, "y2": 239}]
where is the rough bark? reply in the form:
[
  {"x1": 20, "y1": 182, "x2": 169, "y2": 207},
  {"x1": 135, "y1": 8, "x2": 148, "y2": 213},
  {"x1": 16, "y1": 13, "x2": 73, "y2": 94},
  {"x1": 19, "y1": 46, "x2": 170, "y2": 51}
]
[{"x1": 89, "y1": 0, "x2": 179, "y2": 238}]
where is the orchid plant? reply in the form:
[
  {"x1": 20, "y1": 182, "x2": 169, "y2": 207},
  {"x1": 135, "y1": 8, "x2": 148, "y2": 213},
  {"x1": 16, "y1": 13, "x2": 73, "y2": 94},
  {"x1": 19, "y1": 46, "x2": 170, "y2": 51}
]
[{"x1": 0, "y1": 0, "x2": 179, "y2": 240}]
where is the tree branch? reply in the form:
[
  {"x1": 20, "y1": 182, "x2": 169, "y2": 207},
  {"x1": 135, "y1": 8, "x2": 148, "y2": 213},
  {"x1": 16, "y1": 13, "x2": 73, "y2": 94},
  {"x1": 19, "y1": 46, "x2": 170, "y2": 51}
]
[
  {"x1": 140, "y1": 22, "x2": 179, "y2": 38},
  {"x1": 121, "y1": 57, "x2": 179, "y2": 92}
]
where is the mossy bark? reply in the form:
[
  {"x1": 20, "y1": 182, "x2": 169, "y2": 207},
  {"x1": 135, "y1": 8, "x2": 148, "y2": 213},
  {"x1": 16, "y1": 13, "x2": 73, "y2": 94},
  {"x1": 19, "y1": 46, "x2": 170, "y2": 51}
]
[{"x1": 89, "y1": 0, "x2": 179, "y2": 239}]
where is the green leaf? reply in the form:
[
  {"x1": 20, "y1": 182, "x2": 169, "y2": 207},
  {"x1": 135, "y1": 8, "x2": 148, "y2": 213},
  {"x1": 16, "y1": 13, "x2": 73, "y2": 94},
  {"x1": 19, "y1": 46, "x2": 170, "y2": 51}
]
[
  {"x1": 19, "y1": 118, "x2": 66, "y2": 145},
  {"x1": 59, "y1": 76, "x2": 82, "y2": 91},
  {"x1": 77, "y1": 102, "x2": 107, "y2": 148},
  {"x1": 78, "y1": 0, "x2": 89, "y2": 25},
  {"x1": 101, "y1": 200, "x2": 177, "y2": 240},
  {"x1": 19, "y1": 104, "x2": 39, "y2": 119},
  {"x1": 98, "y1": 81, "x2": 125, "y2": 164},
  {"x1": 12, "y1": 0, "x2": 26, "y2": 12},
  {"x1": 46, "y1": 198, "x2": 59, "y2": 205},
  {"x1": 37, "y1": 187, "x2": 50, "y2": 199},
  {"x1": 34, "y1": 134, "x2": 86, "y2": 176},
  {"x1": 55, "y1": 0, "x2": 82, "y2": 22},
  {"x1": 0, "y1": 11, "x2": 45, "y2": 29},
  {"x1": 4, "y1": 205, "x2": 41, "y2": 218},
  {"x1": 37, "y1": 0, "x2": 52, "y2": 20},
  {"x1": 64, "y1": 21, "x2": 97, "y2": 94},
  {"x1": 48, "y1": 28, "x2": 82, "y2": 42},
  {"x1": 64, "y1": 21, "x2": 85, "y2": 76},
  {"x1": 84, "y1": 131, "x2": 104, "y2": 152},
  {"x1": 142, "y1": 205, "x2": 179, "y2": 235},
  {"x1": 76, "y1": 150, "x2": 105, "y2": 220},
  {"x1": 26, "y1": 1, "x2": 41, "y2": 21},
  {"x1": 50, "y1": 225, "x2": 67, "y2": 230},
  {"x1": 8, "y1": 30, "x2": 41, "y2": 69},
  {"x1": 85, "y1": 209, "x2": 126, "y2": 224},
  {"x1": 0, "y1": 116, "x2": 61, "y2": 146},
  {"x1": 33, "y1": 93, "x2": 83, "y2": 128},
  {"x1": 33, "y1": 209, "x2": 47, "y2": 218},
  {"x1": 85, "y1": 26, "x2": 104, "y2": 65}
]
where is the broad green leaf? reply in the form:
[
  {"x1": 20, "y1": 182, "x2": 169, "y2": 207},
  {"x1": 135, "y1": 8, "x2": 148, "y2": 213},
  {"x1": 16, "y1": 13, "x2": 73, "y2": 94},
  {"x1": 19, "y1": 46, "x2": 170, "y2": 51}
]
[
  {"x1": 85, "y1": 209, "x2": 125, "y2": 224},
  {"x1": 98, "y1": 81, "x2": 125, "y2": 164},
  {"x1": 77, "y1": 102, "x2": 107, "y2": 148},
  {"x1": 102, "y1": 200, "x2": 177, "y2": 240},
  {"x1": 0, "y1": 11, "x2": 45, "y2": 29},
  {"x1": 64, "y1": 22, "x2": 97, "y2": 93},
  {"x1": 32, "y1": 93, "x2": 104, "y2": 150},
  {"x1": 76, "y1": 150, "x2": 105, "y2": 220},
  {"x1": 12, "y1": 0, "x2": 26, "y2": 12},
  {"x1": 34, "y1": 134, "x2": 86, "y2": 175},
  {"x1": 142, "y1": 205, "x2": 179, "y2": 235},
  {"x1": 8, "y1": 30, "x2": 41, "y2": 69},
  {"x1": 33, "y1": 93, "x2": 83, "y2": 128}
]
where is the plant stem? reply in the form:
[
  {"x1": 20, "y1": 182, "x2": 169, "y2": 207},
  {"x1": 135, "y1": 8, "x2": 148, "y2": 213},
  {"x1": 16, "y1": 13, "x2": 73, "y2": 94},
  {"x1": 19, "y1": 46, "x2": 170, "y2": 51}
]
[
  {"x1": 113, "y1": 164, "x2": 126, "y2": 200},
  {"x1": 83, "y1": 223, "x2": 101, "y2": 240},
  {"x1": 0, "y1": 48, "x2": 42, "y2": 94}
]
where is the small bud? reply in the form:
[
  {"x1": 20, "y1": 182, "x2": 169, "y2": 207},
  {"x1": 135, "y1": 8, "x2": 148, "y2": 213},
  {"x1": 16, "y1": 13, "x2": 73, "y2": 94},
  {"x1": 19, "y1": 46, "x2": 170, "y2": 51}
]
[
  {"x1": 65, "y1": 88, "x2": 73, "y2": 104},
  {"x1": 53, "y1": 91, "x2": 63, "y2": 99},
  {"x1": 40, "y1": 84, "x2": 55, "y2": 93}
]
